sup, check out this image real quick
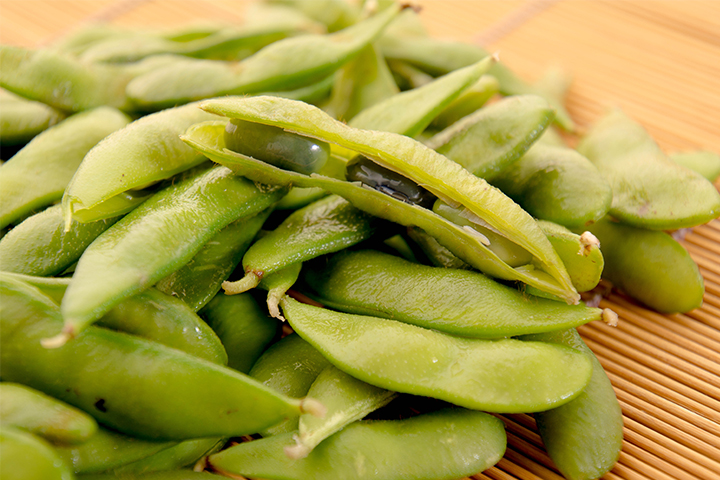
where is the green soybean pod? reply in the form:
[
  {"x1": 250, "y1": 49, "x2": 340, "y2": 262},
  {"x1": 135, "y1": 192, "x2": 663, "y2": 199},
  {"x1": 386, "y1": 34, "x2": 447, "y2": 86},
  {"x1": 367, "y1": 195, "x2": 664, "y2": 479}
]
[
  {"x1": 285, "y1": 365, "x2": 397, "y2": 460},
  {"x1": 281, "y1": 296, "x2": 593, "y2": 413},
  {"x1": 429, "y1": 74, "x2": 500, "y2": 130},
  {"x1": 80, "y1": 471, "x2": 226, "y2": 480},
  {"x1": 0, "y1": 383, "x2": 97, "y2": 444},
  {"x1": 425, "y1": 95, "x2": 554, "y2": 181},
  {"x1": 54, "y1": 166, "x2": 287, "y2": 345},
  {"x1": 584, "y1": 217, "x2": 704, "y2": 313},
  {"x1": 0, "y1": 427, "x2": 74, "y2": 480},
  {"x1": 258, "y1": 262, "x2": 303, "y2": 319},
  {"x1": 249, "y1": 333, "x2": 331, "y2": 436},
  {"x1": 199, "y1": 292, "x2": 280, "y2": 374},
  {"x1": 302, "y1": 249, "x2": 609, "y2": 339},
  {"x1": 224, "y1": 194, "x2": 379, "y2": 296},
  {"x1": 209, "y1": 408, "x2": 506, "y2": 480},
  {"x1": 577, "y1": 109, "x2": 720, "y2": 230},
  {"x1": 0, "y1": 106, "x2": 131, "y2": 230},
  {"x1": 323, "y1": 43, "x2": 399, "y2": 122},
  {"x1": 126, "y1": 4, "x2": 405, "y2": 110},
  {"x1": 61, "y1": 103, "x2": 219, "y2": 226},
  {"x1": 348, "y1": 57, "x2": 495, "y2": 137},
  {"x1": 0, "y1": 89, "x2": 65, "y2": 146},
  {"x1": 56, "y1": 427, "x2": 174, "y2": 475},
  {"x1": 155, "y1": 209, "x2": 272, "y2": 312},
  {"x1": 669, "y1": 150, "x2": 720, "y2": 183},
  {"x1": 0, "y1": 204, "x2": 120, "y2": 277},
  {"x1": 109, "y1": 437, "x2": 225, "y2": 476},
  {"x1": 266, "y1": 0, "x2": 359, "y2": 32},
  {"x1": 491, "y1": 143, "x2": 613, "y2": 229},
  {"x1": 0, "y1": 275, "x2": 320, "y2": 441},
  {"x1": 522, "y1": 328, "x2": 622, "y2": 480}
]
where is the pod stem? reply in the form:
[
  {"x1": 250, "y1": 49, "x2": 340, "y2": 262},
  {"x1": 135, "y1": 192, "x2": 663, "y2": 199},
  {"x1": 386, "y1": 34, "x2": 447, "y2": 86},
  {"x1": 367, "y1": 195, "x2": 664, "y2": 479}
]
[
  {"x1": 266, "y1": 288, "x2": 286, "y2": 321},
  {"x1": 602, "y1": 308, "x2": 619, "y2": 327},
  {"x1": 222, "y1": 271, "x2": 261, "y2": 295},
  {"x1": 299, "y1": 397, "x2": 326, "y2": 419},
  {"x1": 40, "y1": 325, "x2": 75, "y2": 349},
  {"x1": 284, "y1": 436, "x2": 312, "y2": 460}
]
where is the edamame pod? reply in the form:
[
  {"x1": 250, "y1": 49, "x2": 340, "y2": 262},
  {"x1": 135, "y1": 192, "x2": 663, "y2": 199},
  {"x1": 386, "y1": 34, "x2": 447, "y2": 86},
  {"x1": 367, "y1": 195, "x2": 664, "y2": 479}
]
[
  {"x1": 491, "y1": 143, "x2": 613, "y2": 228},
  {"x1": 188, "y1": 96, "x2": 579, "y2": 303},
  {"x1": 521, "y1": 328, "x2": 623, "y2": 480},
  {"x1": 0, "y1": 106, "x2": 131, "y2": 230},
  {"x1": 258, "y1": 262, "x2": 303, "y2": 319},
  {"x1": 223, "y1": 194, "x2": 379, "y2": 296},
  {"x1": 577, "y1": 109, "x2": 720, "y2": 230},
  {"x1": 0, "y1": 273, "x2": 227, "y2": 364},
  {"x1": 323, "y1": 44, "x2": 399, "y2": 122},
  {"x1": 61, "y1": 103, "x2": 219, "y2": 226},
  {"x1": 209, "y1": 407, "x2": 506, "y2": 480},
  {"x1": 155, "y1": 209, "x2": 272, "y2": 312},
  {"x1": 584, "y1": 217, "x2": 704, "y2": 313},
  {"x1": 55, "y1": 166, "x2": 287, "y2": 345},
  {"x1": 81, "y1": 471, "x2": 225, "y2": 480},
  {"x1": 0, "y1": 427, "x2": 74, "y2": 480},
  {"x1": 0, "y1": 204, "x2": 120, "y2": 277},
  {"x1": 348, "y1": 57, "x2": 495, "y2": 137},
  {"x1": 429, "y1": 74, "x2": 499, "y2": 130},
  {"x1": 249, "y1": 333, "x2": 331, "y2": 436},
  {"x1": 0, "y1": 89, "x2": 65, "y2": 146},
  {"x1": 267, "y1": 0, "x2": 360, "y2": 32},
  {"x1": 426, "y1": 95, "x2": 554, "y2": 181},
  {"x1": 669, "y1": 150, "x2": 720, "y2": 183},
  {"x1": 199, "y1": 292, "x2": 279, "y2": 373},
  {"x1": 281, "y1": 296, "x2": 593, "y2": 413},
  {"x1": 302, "y1": 250, "x2": 608, "y2": 339},
  {"x1": 0, "y1": 383, "x2": 97, "y2": 444},
  {"x1": 109, "y1": 437, "x2": 225, "y2": 476},
  {"x1": 285, "y1": 365, "x2": 397, "y2": 459},
  {"x1": 0, "y1": 275, "x2": 320, "y2": 440},
  {"x1": 126, "y1": 4, "x2": 405, "y2": 110}
]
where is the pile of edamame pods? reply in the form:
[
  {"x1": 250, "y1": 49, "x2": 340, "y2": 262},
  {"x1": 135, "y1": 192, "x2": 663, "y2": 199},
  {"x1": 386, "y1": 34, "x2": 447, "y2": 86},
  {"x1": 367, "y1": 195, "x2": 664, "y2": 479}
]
[{"x1": 2, "y1": 1, "x2": 719, "y2": 479}]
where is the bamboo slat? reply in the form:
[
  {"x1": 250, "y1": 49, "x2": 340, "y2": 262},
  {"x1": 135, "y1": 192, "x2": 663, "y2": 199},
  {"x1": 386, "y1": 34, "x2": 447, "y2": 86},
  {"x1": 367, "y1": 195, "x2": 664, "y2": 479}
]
[{"x1": 1, "y1": 1, "x2": 719, "y2": 479}]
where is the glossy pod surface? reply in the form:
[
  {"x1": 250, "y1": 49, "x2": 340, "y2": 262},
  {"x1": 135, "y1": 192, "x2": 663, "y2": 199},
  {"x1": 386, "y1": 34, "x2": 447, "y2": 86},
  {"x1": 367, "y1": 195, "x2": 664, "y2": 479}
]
[
  {"x1": 209, "y1": 408, "x2": 506, "y2": 480},
  {"x1": 0, "y1": 427, "x2": 74, "y2": 480},
  {"x1": 522, "y1": 329, "x2": 623, "y2": 480},
  {"x1": 0, "y1": 275, "x2": 309, "y2": 440},
  {"x1": 0, "y1": 89, "x2": 65, "y2": 146},
  {"x1": 281, "y1": 296, "x2": 593, "y2": 413},
  {"x1": 302, "y1": 250, "x2": 605, "y2": 338},
  {"x1": 584, "y1": 217, "x2": 704, "y2": 313}
]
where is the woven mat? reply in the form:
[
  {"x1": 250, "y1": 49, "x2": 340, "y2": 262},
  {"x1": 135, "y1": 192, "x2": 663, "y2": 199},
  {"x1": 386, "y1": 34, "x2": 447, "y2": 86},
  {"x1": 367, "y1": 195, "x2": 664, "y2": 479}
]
[{"x1": 2, "y1": 1, "x2": 719, "y2": 479}]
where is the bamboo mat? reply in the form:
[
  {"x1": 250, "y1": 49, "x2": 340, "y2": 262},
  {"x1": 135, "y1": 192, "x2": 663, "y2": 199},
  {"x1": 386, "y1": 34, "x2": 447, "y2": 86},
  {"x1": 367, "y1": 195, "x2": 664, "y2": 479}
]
[{"x1": 2, "y1": 1, "x2": 719, "y2": 479}]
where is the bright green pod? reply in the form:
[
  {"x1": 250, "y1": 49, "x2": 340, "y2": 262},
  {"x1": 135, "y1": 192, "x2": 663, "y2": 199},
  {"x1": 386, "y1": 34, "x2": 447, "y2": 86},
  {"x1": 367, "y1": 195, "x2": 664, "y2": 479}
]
[
  {"x1": 187, "y1": 96, "x2": 578, "y2": 304},
  {"x1": 429, "y1": 75, "x2": 500, "y2": 130},
  {"x1": 584, "y1": 217, "x2": 704, "y2": 313},
  {"x1": 258, "y1": 262, "x2": 303, "y2": 319},
  {"x1": 249, "y1": 333, "x2": 331, "y2": 436},
  {"x1": 406, "y1": 226, "x2": 471, "y2": 270},
  {"x1": 302, "y1": 249, "x2": 609, "y2": 339},
  {"x1": 377, "y1": 34, "x2": 575, "y2": 131},
  {"x1": 0, "y1": 427, "x2": 74, "y2": 480},
  {"x1": 0, "y1": 107, "x2": 131, "y2": 230},
  {"x1": 426, "y1": 95, "x2": 554, "y2": 181},
  {"x1": 387, "y1": 59, "x2": 434, "y2": 90},
  {"x1": 80, "y1": 471, "x2": 225, "y2": 480},
  {"x1": 109, "y1": 437, "x2": 225, "y2": 476},
  {"x1": 0, "y1": 89, "x2": 65, "y2": 146},
  {"x1": 0, "y1": 204, "x2": 120, "y2": 277},
  {"x1": 323, "y1": 43, "x2": 399, "y2": 122},
  {"x1": 0, "y1": 383, "x2": 97, "y2": 444},
  {"x1": 669, "y1": 150, "x2": 720, "y2": 182},
  {"x1": 126, "y1": 4, "x2": 404, "y2": 110},
  {"x1": 209, "y1": 407, "x2": 506, "y2": 480},
  {"x1": 61, "y1": 103, "x2": 219, "y2": 226},
  {"x1": 577, "y1": 109, "x2": 720, "y2": 230},
  {"x1": 155, "y1": 209, "x2": 272, "y2": 312},
  {"x1": 522, "y1": 328, "x2": 622, "y2": 480},
  {"x1": 492, "y1": 144, "x2": 613, "y2": 229},
  {"x1": 348, "y1": 57, "x2": 494, "y2": 137},
  {"x1": 281, "y1": 296, "x2": 593, "y2": 413},
  {"x1": 199, "y1": 292, "x2": 280, "y2": 374},
  {"x1": 266, "y1": 0, "x2": 360, "y2": 32},
  {"x1": 0, "y1": 275, "x2": 320, "y2": 441},
  {"x1": 50, "y1": 24, "x2": 147, "y2": 56},
  {"x1": 0, "y1": 47, "x2": 183, "y2": 112},
  {"x1": 56, "y1": 427, "x2": 174, "y2": 474},
  {"x1": 274, "y1": 187, "x2": 328, "y2": 210},
  {"x1": 285, "y1": 365, "x2": 397, "y2": 460},
  {"x1": 537, "y1": 220, "x2": 604, "y2": 294},
  {"x1": 223, "y1": 194, "x2": 379, "y2": 297},
  {"x1": 54, "y1": 166, "x2": 287, "y2": 345},
  {"x1": 0, "y1": 273, "x2": 227, "y2": 364}
]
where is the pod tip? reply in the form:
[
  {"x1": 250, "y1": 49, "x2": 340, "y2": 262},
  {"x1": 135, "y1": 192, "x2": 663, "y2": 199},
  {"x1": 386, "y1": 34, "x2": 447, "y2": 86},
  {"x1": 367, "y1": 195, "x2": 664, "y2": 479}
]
[
  {"x1": 579, "y1": 231, "x2": 600, "y2": 256},
  {"x1": 300, "y1": 398, "x2": 326, "y2": 418},
  {"x1": 222, "y1": 271, "x2": 261, "y2": 295},
  {"x1": 284, "y1": 438, "x2": 311, "y2": 460},
  {"x1": 602, "y1": 308, "x2": 619, "y2": 327},
  {"x1": 267, "y1": 291, "x2": 286, "y2": 322},
  {"x1": 40, "y1": 327, "x2": 74, "y2": 349}
]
